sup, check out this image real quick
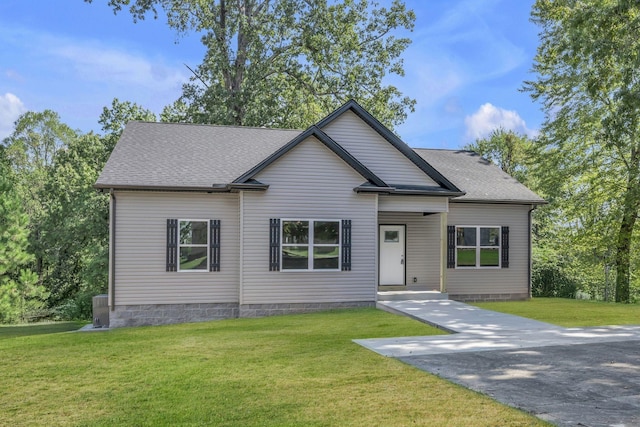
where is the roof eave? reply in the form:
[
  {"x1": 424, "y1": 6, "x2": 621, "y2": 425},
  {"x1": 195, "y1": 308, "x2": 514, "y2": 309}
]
[
  {"x1": 354, "y1": 184, "x2": 465, "y2": 197},
  {"x1": 94, "y1": 182, "x2": 269, "y2": 193},
  {"x1": 94, "y1": 183, "x2": 232, "y2": 193}
]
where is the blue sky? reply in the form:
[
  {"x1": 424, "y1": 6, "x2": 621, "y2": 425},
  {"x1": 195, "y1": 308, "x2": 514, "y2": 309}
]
[{"x1": 0, "y1": 0, "x2": 542, "y2": 149}]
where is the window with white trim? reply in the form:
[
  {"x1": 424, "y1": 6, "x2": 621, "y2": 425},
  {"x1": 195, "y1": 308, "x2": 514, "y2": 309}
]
[
  {"x1": 456, "y1": 226, "x2": 501, "y2": 268},
  {"x1": 281, "y1": 220, "x2": 341, "y2": 271},
  {"x1": 179, "y1": 220, "x2": 208, "y2": 271}
]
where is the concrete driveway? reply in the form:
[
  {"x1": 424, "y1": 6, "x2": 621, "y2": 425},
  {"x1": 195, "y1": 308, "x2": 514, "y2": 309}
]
[{"x1": 355, "y1": 300, "x2": 640, "y2": 427}]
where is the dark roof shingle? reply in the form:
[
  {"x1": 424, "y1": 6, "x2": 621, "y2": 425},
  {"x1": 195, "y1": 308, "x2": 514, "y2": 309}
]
[
  {"x1": 95, "y1": 122, "x2": 301, "y2": 189},
  {"x1": 414, "y1": 149, "x2": 545, "y2": 204}
]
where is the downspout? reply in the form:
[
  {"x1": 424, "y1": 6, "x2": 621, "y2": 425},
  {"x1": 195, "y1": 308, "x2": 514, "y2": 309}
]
[
  {"x1": 109, "y1": 189, "x2": 116, "y2": 311},
  {"x1": 528, "y1": 204, "x2": 536, "y2": 298}
]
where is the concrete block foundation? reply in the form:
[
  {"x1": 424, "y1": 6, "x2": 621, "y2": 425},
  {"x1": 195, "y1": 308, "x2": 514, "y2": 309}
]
[{"x1": 110, "y1": 301, "x2": 375, "y2": 327}]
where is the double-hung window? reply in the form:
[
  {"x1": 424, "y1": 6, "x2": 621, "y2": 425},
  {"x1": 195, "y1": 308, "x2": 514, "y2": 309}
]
[
  {"x1": 281, "y1": 220, "x2": 341, "y2": 271},
  {"x1": 179, "y1": 220, "x2": 209, "y2": 271},
  {"x1": 456, "y1": 226, "x2": 501, "y2": 268}
]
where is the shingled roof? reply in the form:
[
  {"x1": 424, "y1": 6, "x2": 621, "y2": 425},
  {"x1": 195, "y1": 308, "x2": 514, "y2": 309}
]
[
  {"x1": 414, "y1": 149, "x2": 545, "y2": 204},
  {"x1": 95, "y1": 118, "x2": 544, "y2": 205},
  {"x1": 95, "y1": 122, "x2": 301, "y2": 190}
]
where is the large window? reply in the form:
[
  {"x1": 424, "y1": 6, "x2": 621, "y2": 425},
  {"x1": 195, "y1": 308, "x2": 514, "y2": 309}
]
[
  {"x1": 179, "y1": 220, "x2": 209, "y2": 271},
  {"x1": 456, "y1": 226, "x2": 500, "y2": 268},
  {"x1": 281, "y1": 220, "x2": 340, "y2": 271}
]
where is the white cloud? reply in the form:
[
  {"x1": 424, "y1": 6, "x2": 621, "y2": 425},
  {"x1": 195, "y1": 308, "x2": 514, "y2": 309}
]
[
  {"x1": 464, "y1": 103, "x2": 537, "y2": 140},
  {"x1": 0, "y1": 93, "x2": 27, "y2": 140},
  {"x1": 51, "y1": 43, "x2": 188, "y2": 90}
]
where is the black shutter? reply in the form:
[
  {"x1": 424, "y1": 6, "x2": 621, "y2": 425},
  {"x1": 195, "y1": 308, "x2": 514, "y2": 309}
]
[
  {"x1": 166, "y1": 219, "x2": 178, "y2": 272},
  {"x1": 341, "y1": 220, "x2": 352, "y2": 271},
  {"x1": 501, "y1": 226, "x2": 509, "y2": 268},
  {"x1": 210, "y1": 219, "x2": 221, "y2": 272},
  {"x1": 447, "y1": 225, "x2": 456, "y2": 269},
  {"x1": 269, "y1": 219, "x2": 280, "y2": 271}
]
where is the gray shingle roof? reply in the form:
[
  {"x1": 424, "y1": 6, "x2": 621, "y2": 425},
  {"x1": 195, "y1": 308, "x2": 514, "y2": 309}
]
[
  {"x1": 95, "y1": 121, "x2": 544, "y2": 205},
  {"x1": 95, "y1": 122, "x2": 301, "y2": 189},
  {"x1": 414, "y1": 149, "x2": 545, "y2": 204}
]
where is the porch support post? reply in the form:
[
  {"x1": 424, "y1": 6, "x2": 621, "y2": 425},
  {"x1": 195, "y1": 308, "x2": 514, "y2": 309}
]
[{"x1": 439, "y1": 211, "x2": 448, "y2": 292}]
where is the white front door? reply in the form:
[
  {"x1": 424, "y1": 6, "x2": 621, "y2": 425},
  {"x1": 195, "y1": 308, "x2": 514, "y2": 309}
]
[{"x1": 379, "y1": 225, "x2": 405, "y2": 285}]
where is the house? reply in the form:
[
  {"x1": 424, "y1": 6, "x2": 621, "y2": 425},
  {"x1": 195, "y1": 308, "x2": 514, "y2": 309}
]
[{"x1": 95, "y1": 100, "x2": 545, "y2": 327}]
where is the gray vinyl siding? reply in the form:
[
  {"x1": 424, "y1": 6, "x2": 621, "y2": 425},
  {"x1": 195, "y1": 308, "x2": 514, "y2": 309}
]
[
  {"x1": 322, "y1": 110, "x2": 438, "y2": 186},
  {"x1": 242, "y1": 137, "x2": 378, "y2": 304},
  {"x1": 446, "y1": 203, "x2": 531, "y2": 295},
  {"x1": 378, "y1": 212, "x2": 442, "y2": 289},
  {"x1": 113, "y1": 191, "x2": 239, "y2": 305},
  {"x1": 379, "y1": 195, "x2": 448, "y2": 212}
]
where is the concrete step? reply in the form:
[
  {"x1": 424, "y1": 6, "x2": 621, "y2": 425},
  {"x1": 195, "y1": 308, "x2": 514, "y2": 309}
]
[{"x1": 377, "y1": 290, "x2": 448, "y2": 301}]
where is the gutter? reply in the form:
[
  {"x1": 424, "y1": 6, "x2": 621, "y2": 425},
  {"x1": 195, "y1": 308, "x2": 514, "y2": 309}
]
[
  {"x1": 94, "y1": 183, "x2": 269, "y2": 193},
  {"x1": 109, "y1": 189, "x2": 116, "y2": 311},
  {"x1": 528, "y1": 204, "x2": 537, "y2": 298},
  {"x1": 450, "y1": 198, "x2": 548, "y2": 205},
  {"x1": 354, "y1": 185, "x2": 465, "y2": 198}
]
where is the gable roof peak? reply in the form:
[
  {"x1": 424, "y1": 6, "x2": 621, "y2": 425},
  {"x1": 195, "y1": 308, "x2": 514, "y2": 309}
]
[
  {"x1": 316, "y1": 99, "x2": 463, "y2": 195},
  {"x1": 234, "y1": 125, "x2": 386, "y2": 187}
]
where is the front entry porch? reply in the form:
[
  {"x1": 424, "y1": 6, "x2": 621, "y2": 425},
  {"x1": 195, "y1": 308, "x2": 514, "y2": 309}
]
[{"x1": 378, "y1": 209, "x2": 447, "y2": 293}]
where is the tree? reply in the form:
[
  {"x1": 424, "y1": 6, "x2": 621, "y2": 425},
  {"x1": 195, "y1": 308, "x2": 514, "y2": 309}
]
[
  {"x1": 2, "y1": 111, "x2": 78, "y2": 286},
  {"x1": 525, "y1": 0, "x2": 640, "y2": 302},
  {"x1": 88, "y1": 0, "x2": 416, "y2": 129},
  {"x1": 40, "y1": 133, "x2": 110, "y2": 308},
  {"x1": 0, "y1": 149, "x2": 47, "y2": 323},
  {"x1": 464, "y1": 128, "x2": 533, "y2": 185}
]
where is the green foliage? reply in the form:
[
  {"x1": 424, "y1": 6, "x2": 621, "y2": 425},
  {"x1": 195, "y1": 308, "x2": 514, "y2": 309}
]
[
  {"x1": 526, "y1": 0, "x2": 640, "y2": 303},
  {"x1": 531, "y1": 247, "x2": 578, "y2": 298},
  {"x1": 0, "y1": 99, "x2": 159, "y2": 322},
  {"x1": 0, "y1": 156, "x2": 48, "y2": 323},
  {"x1": 52, "y1": 290, "x2": 96, "y2": 321},
  {"x1": 90, "y1": 0, "x2": 416, "y2": 129},
  {"x1": 41, "y1": 133, "x2": 110, "y2": 307}
]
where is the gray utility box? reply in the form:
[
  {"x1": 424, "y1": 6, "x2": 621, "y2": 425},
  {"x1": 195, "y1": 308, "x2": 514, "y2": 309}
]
[{"x1": 92, "y1": 294, "x2": 109, "y2": 328}]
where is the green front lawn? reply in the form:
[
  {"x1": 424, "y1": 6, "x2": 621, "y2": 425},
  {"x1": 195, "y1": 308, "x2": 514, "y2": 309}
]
[
  {"x1": 473, "y1": 298, "x2": 640, "y2": 327},
  {"x1": 0, "y1": 308, "x2": 546, "y2": 426},
  {"x1": 0, "y1": 321, "x2": 86, "y2": 340}
]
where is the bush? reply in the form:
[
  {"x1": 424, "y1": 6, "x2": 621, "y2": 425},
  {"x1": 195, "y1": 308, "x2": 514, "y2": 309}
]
[
  {"x1": 53, "y1": 291, "x2": 95, "y2": 321},
  {"x1": 532, "y1": 258, "x2": 578, "y2": 298}
]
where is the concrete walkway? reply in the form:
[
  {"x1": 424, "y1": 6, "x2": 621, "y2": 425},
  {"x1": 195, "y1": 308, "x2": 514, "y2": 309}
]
[
  {"x1": 355, "y1": 299, "x2": 640, "y2": 357},
  {"x1": 355, "y1": 300, "x2": 640, "y2": 427}
]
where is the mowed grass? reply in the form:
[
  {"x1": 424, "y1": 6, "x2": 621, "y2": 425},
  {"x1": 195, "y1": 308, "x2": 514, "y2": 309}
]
[
  {"x1": 0, "y1": 308, "x2": 547, "y2": 427},
  {"x1": 0, "y1": 321, "x2": 86, "y2": 340},
  {"x1": 473, "y1": 297, "x2": 640, "y2": 327}
]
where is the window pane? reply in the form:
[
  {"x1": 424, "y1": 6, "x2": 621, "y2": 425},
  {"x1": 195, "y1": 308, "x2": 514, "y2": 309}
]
[
  {"x1": 282, "y1": 221, "x2": 309, "y2": 244},
  {"x1": 313, "y1": 246, "x2": 339, "y2": 269},
  {"x1": 180, "y1": 221, "x2": 208, "y2": 245},
  {"x1": 384, "y1": 230, "x2": 399, "y2": 242},
  {"x1": 480, "y1": 227, "x2": 500, "y2": 246},
  {"x1": 282, "y1": 246, "x2": 309, "y2": 269},
  {"x1": 457, "y1": 248, "x2": 476, "y2": 267},
  {"x1": 314, "y1": 221, "x2": 339, "y2": 244},
  {"x1": 180, "y1": 247, "x2": 208, "y2": 270},
  {"x1": 480, "y1": 248, "x2": 500, "y2": 266},
  {"x1": 456, "y1": 227, "x2": 476, "y2": 246}
]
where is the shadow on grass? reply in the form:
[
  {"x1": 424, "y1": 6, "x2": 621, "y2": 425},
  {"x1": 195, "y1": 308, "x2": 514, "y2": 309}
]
[{"x1": 0, "y1": 321, "x2": 86, "y2": 339}]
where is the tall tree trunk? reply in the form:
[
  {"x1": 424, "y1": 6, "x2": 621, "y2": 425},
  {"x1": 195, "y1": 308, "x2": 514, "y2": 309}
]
[{"x1": 615, "y1": 149, "x2": 640, "y2": 303}]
